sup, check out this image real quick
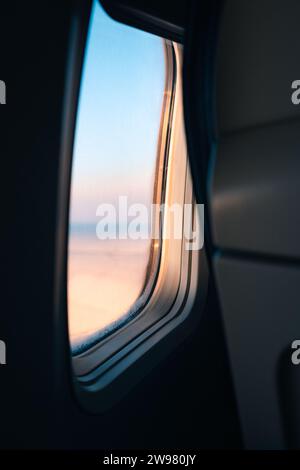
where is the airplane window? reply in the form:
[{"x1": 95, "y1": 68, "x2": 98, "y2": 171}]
[{"x1": 68, "y1": 1, "x2": 168, "y2": 353}]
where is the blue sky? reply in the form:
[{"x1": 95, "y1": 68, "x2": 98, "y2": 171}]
[{"x1": 70, "y1": 0, "x2": 166, "y2": 225}]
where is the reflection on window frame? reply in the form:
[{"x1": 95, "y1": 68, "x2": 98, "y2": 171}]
[{"x1": 71, "y1": 42, "x2": 202, "y2": 412}]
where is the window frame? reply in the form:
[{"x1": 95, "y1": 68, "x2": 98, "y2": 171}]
[
  {"x1": 55, "y1": 1, "x2": 208, "y2": 412},
  {"x1": 68, "y1": 42, "x2": 206, "y2": 411}
]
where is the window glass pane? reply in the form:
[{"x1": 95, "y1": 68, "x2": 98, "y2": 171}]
[{"x1": 68, "y1": 1, "x2": 166, "y2": 353}]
